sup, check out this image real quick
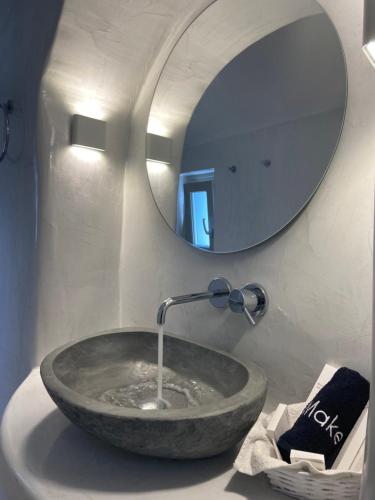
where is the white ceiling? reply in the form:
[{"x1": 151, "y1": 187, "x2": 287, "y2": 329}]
[
  {"x1": 44, "y1": 0, "x2": 326, "y2": 127},
  {"x1": 44, "y1": 0, "x2": 209, "y2": 119}
]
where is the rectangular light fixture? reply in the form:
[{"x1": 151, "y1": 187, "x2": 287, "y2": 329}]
[
  {"x1": 146, "y1": 133, "x2": 172, "y2": 164},
  {"x1": 71, "y1": 114, "x2": 106, "y2": 151},
  {"x1": 363, "y1": 0, "x2": 375, "y2": 67}
]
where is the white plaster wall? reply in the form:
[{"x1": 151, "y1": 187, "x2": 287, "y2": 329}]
[
  {"x1": 0, "y1": 0, "x2": 62, "y2": 414},
  {"x1": 120, "y1": 0, "x2": 375, "y2": 404},
  {"x1": 33, "y1": 0, "x2": 207, "y2": 363},
  {"x1": 34, "y1": 83, "x2": 126, "y2": 362}
]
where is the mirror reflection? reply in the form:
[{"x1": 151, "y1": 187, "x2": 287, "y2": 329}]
[{"x1": 146, "y1": 0, "x2": 347, "y2": 253}]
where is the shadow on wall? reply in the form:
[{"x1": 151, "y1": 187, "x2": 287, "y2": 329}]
[{"x1": 0, "y1": 0, "x2": 63, "y2": 412}]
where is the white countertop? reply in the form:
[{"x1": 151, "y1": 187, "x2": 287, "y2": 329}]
[{"x1": 0, "y1": 369, "x2": 286, "y2": 500}]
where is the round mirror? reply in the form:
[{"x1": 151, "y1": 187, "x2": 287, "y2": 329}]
[{"x1": 146, "y1": 0, "x2": 347, "y2": 253}]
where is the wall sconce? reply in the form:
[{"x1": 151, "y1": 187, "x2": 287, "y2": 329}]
[
  {"x1": 363, "y1": 0, "x2": 375, "y2": 67},
  {"x1": 71, "y1": 114, "x2": 106, "y2": 151},
  {"x1": 146, "y1": 133, "x2": 172, "y2": 164}
]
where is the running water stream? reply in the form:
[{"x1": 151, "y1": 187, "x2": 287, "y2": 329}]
[{"x1": 157, "y1": 325, "x2": 164, "y2": 406}]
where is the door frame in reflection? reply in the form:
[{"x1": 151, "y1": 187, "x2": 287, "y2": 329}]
[{"x1": 176, "y1": 169, "x2": 215, "y2": 250}]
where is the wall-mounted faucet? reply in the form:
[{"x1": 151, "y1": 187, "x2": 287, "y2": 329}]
[{"x1": 157, "y1": 277, "x2": 268, "y2": 326}]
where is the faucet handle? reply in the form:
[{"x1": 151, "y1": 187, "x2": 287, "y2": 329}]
[{"x1": 229, "y1": 283, "x2": 268, "y2": 326}]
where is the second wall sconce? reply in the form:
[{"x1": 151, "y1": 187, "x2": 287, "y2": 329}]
[
  {"x1": 71, "y1": 114, "x2": 106, "y2": 151},
  {"x1": 146, "y1": 133, "x2": 172, "y2": 164}
]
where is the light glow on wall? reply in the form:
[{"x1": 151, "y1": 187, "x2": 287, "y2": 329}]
[
  {"x1": 147, "y1": 116, "x2": 170, "y2": 137},
  {"x1": 70, "y1": 145, "x2": 104, "y2": 162},
  {"x1": 146, "y1": 160, "x2": 168, "y2": 173},
  {"x1": 363, "y1": 41, "x2": 375, "y2": 67},
  {"x1": 74, "y1": 99, "x2": 107, "y2": 121}
]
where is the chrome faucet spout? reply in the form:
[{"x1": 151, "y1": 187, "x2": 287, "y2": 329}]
[
  {"x1": 156, "y1": 278, "x2": 232, "y2": 326},
  {"x1": 157, "y1": 291, "x2": 214, "y2": 325}
]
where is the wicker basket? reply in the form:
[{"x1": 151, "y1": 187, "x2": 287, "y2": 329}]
[
  {"x1": 234, "y1": 403, "x2": 362, "y2": 500},
  {"x1": 266, "y1": 467, "x2": 361, "y2": 500}
]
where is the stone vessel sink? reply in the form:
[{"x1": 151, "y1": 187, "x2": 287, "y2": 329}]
[{"x1": 40, "y1": 328, "x2": 267, "y2": 459}]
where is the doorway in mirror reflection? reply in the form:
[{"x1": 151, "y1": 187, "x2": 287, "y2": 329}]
[{"x1": 176, "y1": 169, "x2": 215, "y2": 250}]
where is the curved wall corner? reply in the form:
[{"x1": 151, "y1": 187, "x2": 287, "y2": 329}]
[
  {"x1": 0, "y1": 0, "x2": 63, "y2": 415},
  {"x1": 32, "y1": 0, "x2": 212, "y2": 364},
  {"x1": 34, "y1": 81, "x2": 127, "y2": 363}
]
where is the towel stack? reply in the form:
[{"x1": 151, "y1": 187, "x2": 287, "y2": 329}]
[{"x1": 277, "y1": 367, "x2": 369, "y2": 469}]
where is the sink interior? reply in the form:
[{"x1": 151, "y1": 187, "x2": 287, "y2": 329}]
[{"x1": 52, "y1": 331, "x2": 249, "y2": 410}]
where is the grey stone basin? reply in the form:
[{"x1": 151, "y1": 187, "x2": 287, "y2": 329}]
[{"x1": 40, "y1": 328, "x2": 267, "y2": 459}]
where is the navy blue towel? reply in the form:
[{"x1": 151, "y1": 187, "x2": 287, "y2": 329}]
[{"x1": 277, "y1": 367, "x2": 369, "y2": 469}]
